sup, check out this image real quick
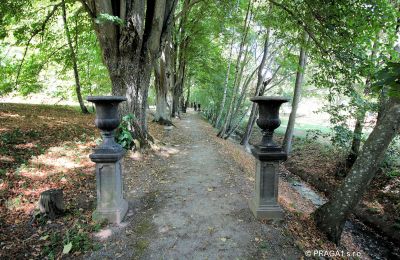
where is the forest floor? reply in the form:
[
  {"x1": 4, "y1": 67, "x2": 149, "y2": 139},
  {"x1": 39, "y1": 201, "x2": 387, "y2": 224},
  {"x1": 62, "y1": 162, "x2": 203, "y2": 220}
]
[{"x1": 0, "y1": 103, "x2": 394, "y2": 259}]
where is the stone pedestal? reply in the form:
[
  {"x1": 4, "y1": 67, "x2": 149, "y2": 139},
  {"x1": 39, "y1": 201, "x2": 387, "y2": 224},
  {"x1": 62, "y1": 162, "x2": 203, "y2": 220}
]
[
  {"x1": 249, "y1": 147, "x2": 287, "y2": 219},
  {"x1": 91, "y1": 156, "x2": 128, "y2": 224},
  {"x1": 248, "y1": 96, "x2": 289, "y2": 220},
  {"x1": 87, "y1": 96, "x2": 128, "y2": 224}
]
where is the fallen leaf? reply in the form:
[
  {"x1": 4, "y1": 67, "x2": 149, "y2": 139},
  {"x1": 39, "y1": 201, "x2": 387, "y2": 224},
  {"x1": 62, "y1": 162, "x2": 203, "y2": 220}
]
[
  {"x1": 39, "y1": 235, "x2": 49, "y2": 241},
  {"x1": 63, "y1": 242, "x2": 73, "y2": 254}
]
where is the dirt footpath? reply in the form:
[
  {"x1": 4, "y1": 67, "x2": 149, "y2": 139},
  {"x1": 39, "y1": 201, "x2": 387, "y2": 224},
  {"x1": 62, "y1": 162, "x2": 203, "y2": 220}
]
[{"x1": 87, "y1": 111, "x2": 302, "y2": 259}]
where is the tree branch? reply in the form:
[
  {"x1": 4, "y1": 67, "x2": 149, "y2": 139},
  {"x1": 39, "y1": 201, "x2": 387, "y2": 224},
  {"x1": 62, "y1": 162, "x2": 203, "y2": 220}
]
[
  {"x1": 174, "y1": 0, "x2": 203, "y2": 21},
  {"x1": 267, "y1": 0, "x2": 327, "y2": 54},
  {"x1": 15, "y1": 2, "x2": 62, "y2": 87}
]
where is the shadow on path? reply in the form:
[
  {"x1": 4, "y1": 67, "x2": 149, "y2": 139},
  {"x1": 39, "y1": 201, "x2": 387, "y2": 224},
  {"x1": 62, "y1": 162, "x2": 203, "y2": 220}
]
[{"x1": 88, "y1": 111, "x2": 302, "y2": 259}]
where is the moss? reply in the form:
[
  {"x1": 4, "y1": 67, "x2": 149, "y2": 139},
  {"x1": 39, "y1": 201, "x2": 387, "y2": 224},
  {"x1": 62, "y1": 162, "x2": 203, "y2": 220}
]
[
  {"x1": 134, "y1": 239, "x2": 150, "y2": 257},
  {"x1": 135, "y1": 219, "x2": 153, "y2": 235}
]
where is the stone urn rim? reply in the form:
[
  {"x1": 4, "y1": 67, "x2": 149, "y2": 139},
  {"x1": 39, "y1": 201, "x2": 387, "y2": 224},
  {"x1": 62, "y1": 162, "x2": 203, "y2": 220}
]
[
  {"x1": 87, "y1": 96, "x2": 127, "y2": 103},
  {"x1": 250, "y1": 96, "x2": 290, "y2": 103}
]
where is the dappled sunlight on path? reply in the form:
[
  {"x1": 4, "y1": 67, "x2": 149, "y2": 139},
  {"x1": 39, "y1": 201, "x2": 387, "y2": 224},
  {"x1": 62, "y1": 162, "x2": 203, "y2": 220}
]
[{"x1": 88, "y1": 111, "x2": 302, "y2": 259}]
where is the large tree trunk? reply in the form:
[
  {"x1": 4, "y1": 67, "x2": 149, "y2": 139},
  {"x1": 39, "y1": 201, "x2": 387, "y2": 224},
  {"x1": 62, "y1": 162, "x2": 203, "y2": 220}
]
[
  {"x1": 282, "y1": 33, "x2": 308, "y2": 154},
  {"x1": 154, "y1": 58, "x2": 172, "y2": 125},
  {"x1": 83, "y1": 0, "x2": 177, "y2": 145},
  {"x1": 313, "y1": 97, "x2": 400, "y2": 244},
  {"x1": 171, "y1": 0, "x2": 190, "y2": 118},
  {"x1": 154, "y1": 27, "x2": 174, "y2": 125},
  {"x1": 61, "y1": 0, "x2": 88, "y2": 114}
]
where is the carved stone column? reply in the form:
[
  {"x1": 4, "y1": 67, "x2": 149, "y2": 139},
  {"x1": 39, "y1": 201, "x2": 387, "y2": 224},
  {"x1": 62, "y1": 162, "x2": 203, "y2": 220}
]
[
  {"x1": 87, "y1": 96, "x2": 128, "y2": 224},
  {"x1": 248, "y1": 96, "x2": 288, "y2": 219}
]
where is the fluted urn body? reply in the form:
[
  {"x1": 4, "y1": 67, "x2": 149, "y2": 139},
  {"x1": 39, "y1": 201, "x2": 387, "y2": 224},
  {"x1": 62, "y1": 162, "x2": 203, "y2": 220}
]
[
  {"x1": 87, "y1": 96, "x2": 127, "y2": 161},
  {"x1": 250, "y1": 96, "x2": 289, "y2": 150}
]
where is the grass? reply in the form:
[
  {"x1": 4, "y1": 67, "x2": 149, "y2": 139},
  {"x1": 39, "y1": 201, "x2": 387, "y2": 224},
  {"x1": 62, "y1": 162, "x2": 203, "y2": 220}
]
[{"x1": 278, "y1": 117, "x2": 332, "y2": 136}]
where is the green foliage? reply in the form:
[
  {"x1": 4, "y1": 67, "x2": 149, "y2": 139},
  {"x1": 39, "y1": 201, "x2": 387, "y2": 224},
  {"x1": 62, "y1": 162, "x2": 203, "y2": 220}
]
[
  {"x1": 0, "y1": 128, "x2": 39, "y2": 144},
  {"x1": 116, "y1": 114, "x2": 135, "y2": 150},
  {"x1": 382, "y1": 137, "x2": 400, "y2": 177},
  {"x1": 41, "y1": 222, "x2": 100, "y2": 258},
  {"x1": 372, "y1": 62, "x2": 400, "y2": 97},
  {"x1": 42, "y1": 232, "x2": 62, "y2": 260},
  {"x1": 331, "y1": 125, "x2": 353, "y2": 149},
  {"x1": 0, "y1": 0, "x2": 111, "y2": 99},
  {"x1": 95, "y1": 13, "x2": 124, "y2": 26},
  {"x1": 62, "y1": 225, "x2": 93, "y2": 254},
  {"x1": 304, "y1": 129, "x2": 329, "y2": 142}
]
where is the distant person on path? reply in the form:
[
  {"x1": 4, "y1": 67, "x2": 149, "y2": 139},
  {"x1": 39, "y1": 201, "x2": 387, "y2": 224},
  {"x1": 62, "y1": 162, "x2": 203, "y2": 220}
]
[
  {"x1": 198, "y1": 104, "x2": 201, "y2": 111},
  {"x1": 194, "y1": 103, "x2": 197, "y2": 111}
]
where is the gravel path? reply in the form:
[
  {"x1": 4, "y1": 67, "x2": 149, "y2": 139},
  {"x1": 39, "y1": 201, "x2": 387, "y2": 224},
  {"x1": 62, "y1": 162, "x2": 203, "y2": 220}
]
[{"x1": 87, "y1": 111, "x2": 301, "y2": 259}]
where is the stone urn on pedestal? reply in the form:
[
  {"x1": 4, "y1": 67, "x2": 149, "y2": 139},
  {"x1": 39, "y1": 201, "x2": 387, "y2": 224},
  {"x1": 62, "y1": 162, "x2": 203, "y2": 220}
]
[
  {"x1": 87, "y1": 96, "x2": 128, "y2": 224},
  {"x1": 249, "y1": 96, "x2": 288, "y2": 219}
]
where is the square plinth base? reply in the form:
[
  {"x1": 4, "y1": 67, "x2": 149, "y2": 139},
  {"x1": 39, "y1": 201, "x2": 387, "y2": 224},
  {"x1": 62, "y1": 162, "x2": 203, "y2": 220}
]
[
  {"x1": 249, "y1": 199, "x2": 284, "y2": 220},
  {"x1": 93, "y1": 198, "x2": 128, "y2": 224}
]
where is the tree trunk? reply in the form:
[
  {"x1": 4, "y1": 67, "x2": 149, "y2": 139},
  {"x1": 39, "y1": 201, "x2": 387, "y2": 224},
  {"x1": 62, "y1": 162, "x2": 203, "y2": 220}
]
[
  {"x1": 39, "y1": 189, "x2": 65, "y2": 219},
  {"x1": 313, "y1": 97, "x2": 400, "y2": 244},
  {"x1": 282, "y1": 33, "x2": 308, "y2": 154},
  {"x1": 224, "y1": 105, "x2": 252, "y2": 139},
  {"x1": 61, "y1": 0, "x2": 88, "y2": 114},
  {"x1": 241, "y1": 104, "x2": 258, "y2": 147},
  {"x1": 83, "y1": 0, "x2": 177, "y2": 145},
  {"x1": 154, "y1": 58, "x2": 172, "y2": 125},
  {"x1": 171, "y1": 0, "x2": 190, "y2": 118},
  {"x1": 229, "y1": 63, "x2": 259, "y2": 124},
  {"x1": 218, "y1": 0, "x2": 252, "y2": 138},
  {"x1": 346, "y1": 110, "x2": 366, "y2": 166},
  {"x1": 214, "y1": 37, "x2": 234, "y2": 128},
  {"x1": 185, "y1": 77, "x2": 191, "y2": 110},
  {"x1": 222, "y1": 42, "x2": 251, "y2": 136}
]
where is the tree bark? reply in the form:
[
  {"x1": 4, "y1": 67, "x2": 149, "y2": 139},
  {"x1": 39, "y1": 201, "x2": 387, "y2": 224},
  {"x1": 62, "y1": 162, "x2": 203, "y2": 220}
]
[
  {"x1": 154, "y1": 57, "x2": 172, "y2": 125},
  {"x1": 171, "y1": 0, "x2": 190, "y2": 118},
  {"x1": 282, "y1": 33, "x2": 309, "y2": 154},
  {"x1": 39, "y1": 189, "x2": 65, "y2": 219},
  {"x1": 314, "y1": 97, "x2": 400, "y2": 244},
  {"x1": 83, "y1": 0, "x2": 177, "y2": 145},
  {"x1": 346, "y1": 110, "x2": 366, "y2": 166},
  {"x1": 62, "y1": 0, "x2": 89, "y2": 114}
]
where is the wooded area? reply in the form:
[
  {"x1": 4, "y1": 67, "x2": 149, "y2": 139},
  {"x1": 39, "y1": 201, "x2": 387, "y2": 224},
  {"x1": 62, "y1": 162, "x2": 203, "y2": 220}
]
[{"x1": 1, "y1": 0, "x2": 400, "y2": 259}]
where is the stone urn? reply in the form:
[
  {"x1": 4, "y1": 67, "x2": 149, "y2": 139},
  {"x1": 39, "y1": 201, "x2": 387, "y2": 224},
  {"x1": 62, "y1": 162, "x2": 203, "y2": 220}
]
[
  {"x1": 248, "y1": 96, "x2": 288, "y2": 220},
  {"x1": 250, "y1": 96, "x2": 289, "y2": 151},
  {"x1": 87, "y1": 96, "x2": 127, "y2": 162},
  {"x1": 87, "y1": 96, "x2": 128, "y2": 224}
]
